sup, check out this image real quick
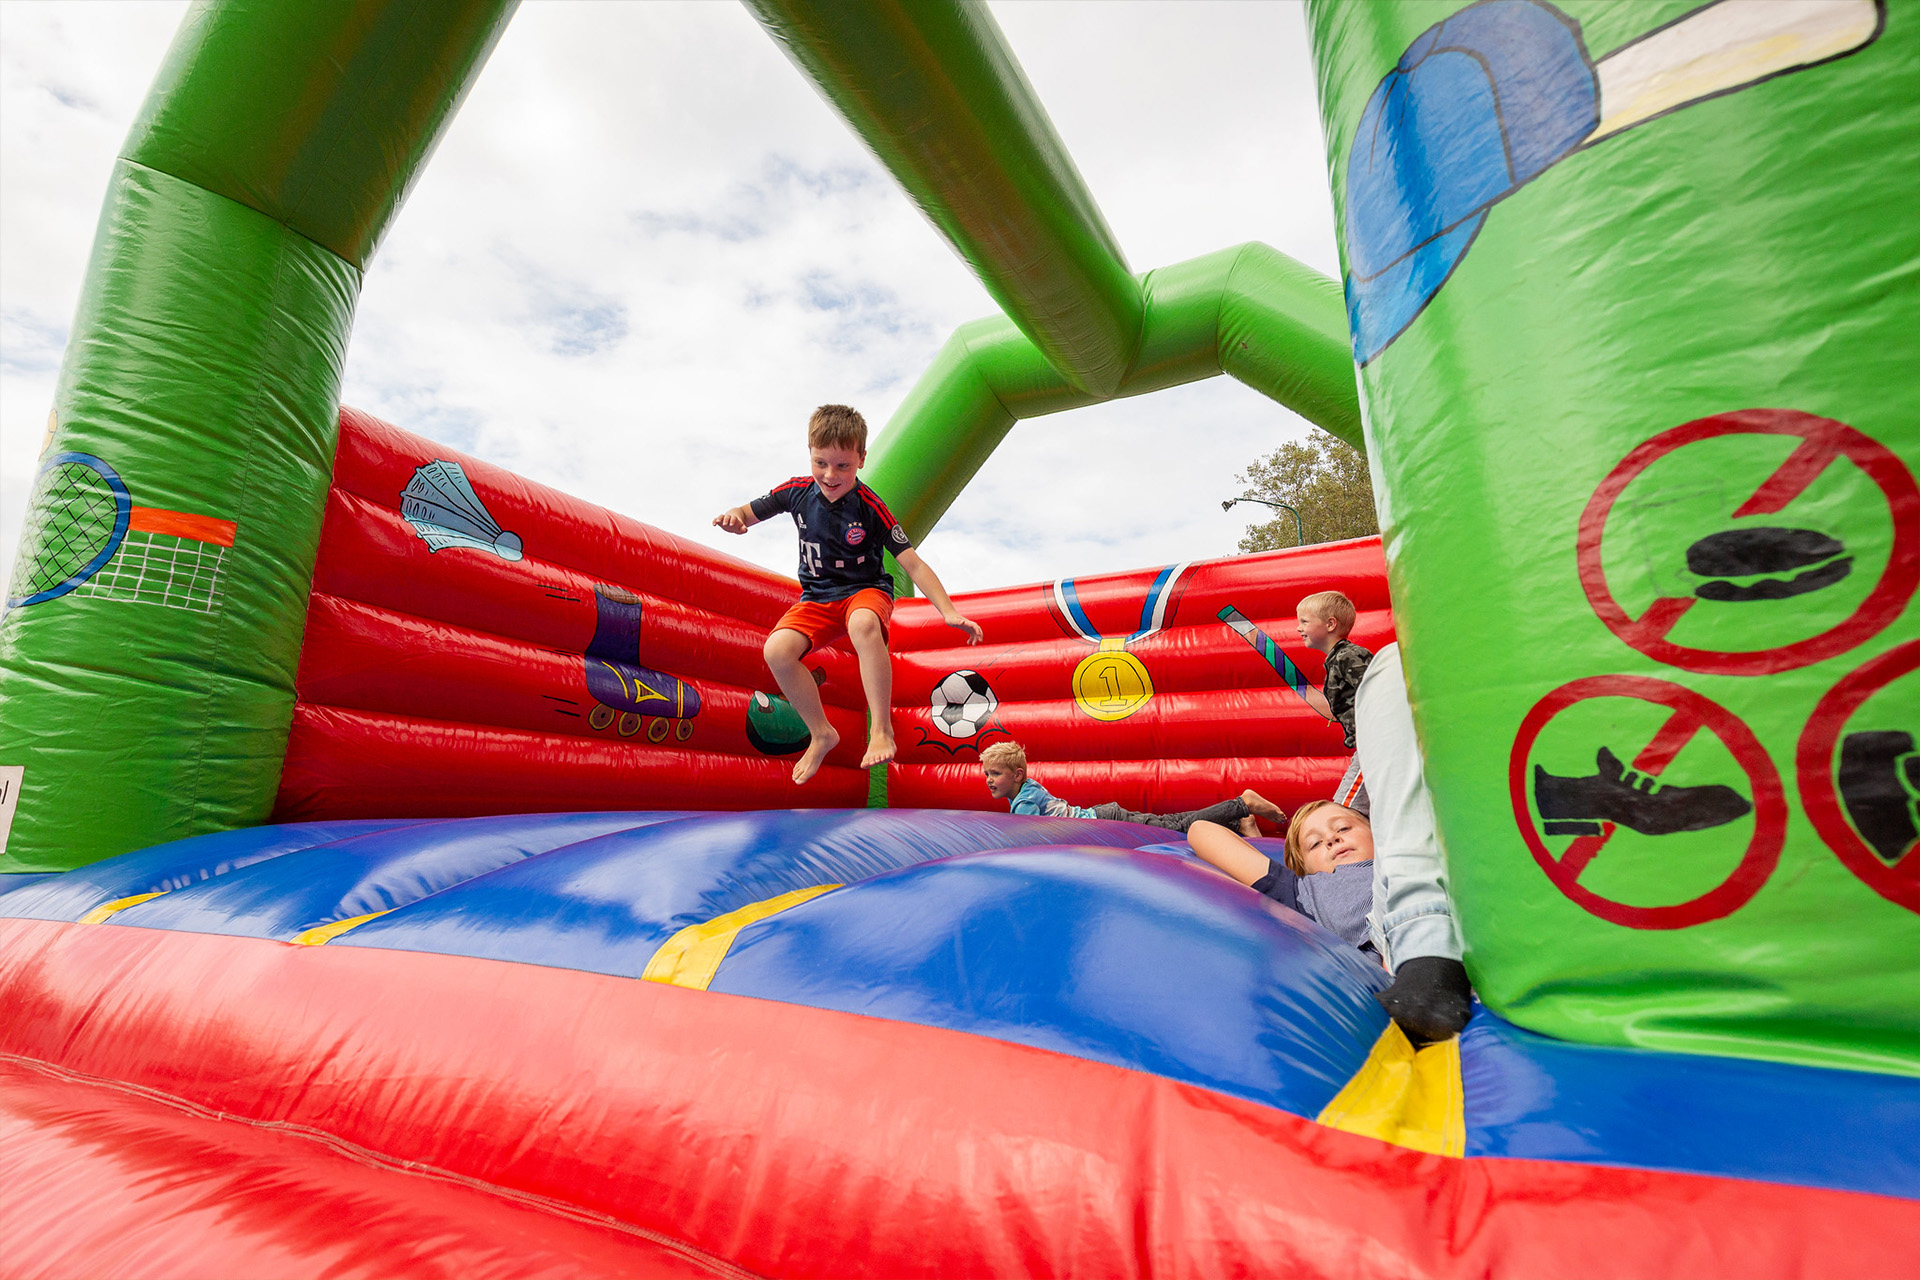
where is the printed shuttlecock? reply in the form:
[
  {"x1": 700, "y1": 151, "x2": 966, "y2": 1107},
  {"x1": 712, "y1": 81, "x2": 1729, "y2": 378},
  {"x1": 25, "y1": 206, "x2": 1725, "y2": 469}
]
[{"x1": 401, "y1": 460, "x2": 523, "y2": 560}]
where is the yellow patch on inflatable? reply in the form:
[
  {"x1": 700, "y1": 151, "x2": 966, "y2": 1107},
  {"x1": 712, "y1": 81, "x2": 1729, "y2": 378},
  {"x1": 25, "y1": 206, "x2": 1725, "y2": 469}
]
[
  {"x1": 1316, "y1": 1021, "x2": 1466, "y2": 1157},
  {"x1": 643, "y1": 884, "x2": 842, "y2": 990}
]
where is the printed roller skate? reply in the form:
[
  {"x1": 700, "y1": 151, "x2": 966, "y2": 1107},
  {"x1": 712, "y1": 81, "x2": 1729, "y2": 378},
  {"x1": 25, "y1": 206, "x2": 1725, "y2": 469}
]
[{"x1": 583, "y1": 585, "x2": 701, "y2": 743}]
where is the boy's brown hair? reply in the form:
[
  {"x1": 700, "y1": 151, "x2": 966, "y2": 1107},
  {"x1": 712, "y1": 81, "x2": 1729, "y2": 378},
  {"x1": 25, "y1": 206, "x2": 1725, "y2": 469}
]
[
  {"x1": 808, "y1": 404, "x2": 868, "y2": 453},
  {"x1": 1283, "y1": 798, "x2": 1365, "y2": 875},
  {"x1": 980, "y1": 741, "x2": 1027, "y2": 773},
  {"x1": 1297, "y1": 590, "x2": 1357, "y2": 635}
]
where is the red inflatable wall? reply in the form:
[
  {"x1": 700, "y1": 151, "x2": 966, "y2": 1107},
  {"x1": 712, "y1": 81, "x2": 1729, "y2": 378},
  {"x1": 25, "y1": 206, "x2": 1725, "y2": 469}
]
[
  {"x1": 276, "y1": 409, "x2": 873, "y2": 817},
  {"x1": 276, "y1": 411, "x2": 1391, "y2": 820},
  {"x1": 887, "y1": 546, "x2": 1391, "y2": 816}
]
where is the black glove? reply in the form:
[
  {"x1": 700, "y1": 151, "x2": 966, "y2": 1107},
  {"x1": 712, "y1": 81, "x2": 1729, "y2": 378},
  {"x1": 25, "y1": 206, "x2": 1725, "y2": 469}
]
[{"x1": 1377, "y1": 956, "x2": 1472, "y2": 1047}]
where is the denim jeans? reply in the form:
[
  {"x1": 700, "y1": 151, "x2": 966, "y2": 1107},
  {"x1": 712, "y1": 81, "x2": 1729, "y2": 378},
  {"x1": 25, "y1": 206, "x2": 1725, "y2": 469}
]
[{"x1": 1353, "y1": 643, "x2": 1464, "y2": 970}]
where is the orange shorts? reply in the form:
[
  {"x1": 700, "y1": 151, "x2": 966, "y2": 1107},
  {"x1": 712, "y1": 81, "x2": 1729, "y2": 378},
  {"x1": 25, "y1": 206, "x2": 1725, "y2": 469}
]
[{"x1": 773, "y1": 587, "x2": 894, "y2": 654}]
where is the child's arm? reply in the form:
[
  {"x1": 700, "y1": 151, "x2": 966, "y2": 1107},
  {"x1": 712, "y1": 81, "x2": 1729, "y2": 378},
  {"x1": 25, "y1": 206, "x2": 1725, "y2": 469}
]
[
  {"x1": 894, "y1": 548, "x2": 984, "y2": 644},
  {"x1": 712, "y1": 503, "x2": 761, "y2": 535},
  {"x1": 1187, "y1": 820, "x2": 1271, "y2": 887}
]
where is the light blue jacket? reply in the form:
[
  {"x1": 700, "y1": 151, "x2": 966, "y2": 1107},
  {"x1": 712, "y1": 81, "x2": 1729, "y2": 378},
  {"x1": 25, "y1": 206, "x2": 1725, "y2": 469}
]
[{"x1": 1009, "y1": 778, "x2": 1096, "y2": 820}]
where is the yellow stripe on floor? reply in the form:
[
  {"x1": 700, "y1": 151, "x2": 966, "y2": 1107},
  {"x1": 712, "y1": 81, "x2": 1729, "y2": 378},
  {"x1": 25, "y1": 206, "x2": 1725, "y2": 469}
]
[
  {"x1": 77, "y1": 891, "x2": 167, "y2": 924},
  {"x1": 290, "y1": 910, "x2": 393, "y2": 946},
  {"x1": 643, "y1": 884, "x2": 842, "y2": 991},
  {"x1": 1316, "y1": 1021, "x2": 1465, "y2": 1157}
]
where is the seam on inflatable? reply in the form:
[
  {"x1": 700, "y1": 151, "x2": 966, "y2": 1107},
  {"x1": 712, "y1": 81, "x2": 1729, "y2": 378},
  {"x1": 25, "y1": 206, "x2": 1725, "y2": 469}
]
[
  {"x1": 957, "y1": 325, "x2": 1019, "y2": 425},
  {"x1": 0, "y1": 1050, "x2": 761, "y2": 1280},
  {"x1": 114, "y1": 157, "x2": 368, "y2": 276},
  {"x1": 1214, "y1": 241, "x2": 1250, "y2": 369}
]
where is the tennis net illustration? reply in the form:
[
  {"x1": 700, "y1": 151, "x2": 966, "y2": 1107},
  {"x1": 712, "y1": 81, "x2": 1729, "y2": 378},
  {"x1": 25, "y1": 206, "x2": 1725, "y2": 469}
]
[{"x1": 71, "y1": 524, "x2": 232, "y2": 612}]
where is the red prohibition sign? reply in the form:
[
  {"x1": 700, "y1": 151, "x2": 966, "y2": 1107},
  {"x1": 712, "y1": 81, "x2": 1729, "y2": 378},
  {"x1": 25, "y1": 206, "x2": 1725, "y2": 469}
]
[
  {"x1": 1509, "y1": 675, "x2": 1787, "y2": 929},
  {"x1": 1797, "y1": 639, "x2": 1920, "y2": 914},
  {"x1": 1579, "y1": 409, "x2": 1920, "y2": 676}
]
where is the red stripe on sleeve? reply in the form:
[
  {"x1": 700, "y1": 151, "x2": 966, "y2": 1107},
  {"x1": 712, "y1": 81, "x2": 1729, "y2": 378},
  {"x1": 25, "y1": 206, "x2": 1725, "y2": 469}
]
[{"x1": 857, "y1": 485, "x2": 901, "y2": 528}]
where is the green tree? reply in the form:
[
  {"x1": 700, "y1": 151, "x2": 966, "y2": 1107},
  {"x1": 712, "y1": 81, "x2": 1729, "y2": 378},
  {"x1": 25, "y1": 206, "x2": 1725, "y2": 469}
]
[{"x1": 1232, "y1": 431, "x2": 1378, "y2": 552}]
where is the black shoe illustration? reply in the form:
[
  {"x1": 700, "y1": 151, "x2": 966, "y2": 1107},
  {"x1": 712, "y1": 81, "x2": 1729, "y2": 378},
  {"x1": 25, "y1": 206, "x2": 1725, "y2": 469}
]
[
  {"x1": 1837, "y1": 731, "x2": 1920, "y2": 863},
  {"x1": 1535, "y1": 747, "x2": 1752, "y2": 837},
  {"x1": 1688, "y1": 527, "x2": 1851, "y2": 602}
]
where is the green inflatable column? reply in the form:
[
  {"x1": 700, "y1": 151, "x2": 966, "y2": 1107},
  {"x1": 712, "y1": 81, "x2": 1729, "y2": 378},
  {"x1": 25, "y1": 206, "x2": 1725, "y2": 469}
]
[
  {"x1": 1307, "y1": 0, "x2": 1916, "y2": 1073},
  {"x1": 0, "y1": 1, "x2": 516, "y2": 871}
]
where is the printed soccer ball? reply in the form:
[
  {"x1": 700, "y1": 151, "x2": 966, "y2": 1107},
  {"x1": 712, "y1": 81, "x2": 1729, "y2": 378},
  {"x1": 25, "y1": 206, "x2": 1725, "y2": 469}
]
[{"x1": 930, "y1": 669, "x2": 997, "y2": 739}]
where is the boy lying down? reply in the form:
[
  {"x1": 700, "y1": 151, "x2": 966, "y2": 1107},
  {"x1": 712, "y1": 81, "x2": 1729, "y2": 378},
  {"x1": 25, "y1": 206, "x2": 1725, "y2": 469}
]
[
  {"x1": 981, "y1": 741, "x2": 1286, "y2": 837},
  {"x1": 1188, "y1": 801, "x2": 1376, "y2": 954},
  {"x1": 1194, "y1": 643, "x2": 1474, "y2": 1047}
]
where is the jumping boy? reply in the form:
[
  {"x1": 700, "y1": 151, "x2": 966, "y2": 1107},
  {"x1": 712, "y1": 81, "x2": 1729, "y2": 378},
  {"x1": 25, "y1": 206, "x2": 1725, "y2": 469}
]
[
  {"x1": 715, "y1": 404, "x2": 982, "y2": 783},
  {"x1": 980, "y1": 741, "x2": 1287, "y2": 837},
  {"x1": 1295, "y1": 589, "x2": 1374, "y2": 814}
]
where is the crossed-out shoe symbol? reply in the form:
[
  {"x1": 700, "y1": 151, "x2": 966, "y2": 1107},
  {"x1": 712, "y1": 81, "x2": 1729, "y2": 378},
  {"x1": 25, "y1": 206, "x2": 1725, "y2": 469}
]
[
  {"x1": 1535, "y1": 746, "x2": 1753, "y2": 838},
  {"x1": 1838, "y1": 731, "x2": 1920, "y2": 864}
]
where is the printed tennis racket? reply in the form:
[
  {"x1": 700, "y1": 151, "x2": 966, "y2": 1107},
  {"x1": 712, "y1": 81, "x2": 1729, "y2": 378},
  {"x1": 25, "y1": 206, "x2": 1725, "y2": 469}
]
[{"x1": 6, "y1": 452, "x2": 131, "y2": 608}]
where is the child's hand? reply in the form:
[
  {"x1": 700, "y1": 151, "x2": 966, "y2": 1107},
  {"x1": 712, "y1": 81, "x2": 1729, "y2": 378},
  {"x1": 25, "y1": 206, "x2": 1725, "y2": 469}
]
[
  {"x1": 713, "y1": 508, "x2": 748, "y2": 534},
  {"x1": 945, "y1": 612, "x2": 984, "y2": 645}
]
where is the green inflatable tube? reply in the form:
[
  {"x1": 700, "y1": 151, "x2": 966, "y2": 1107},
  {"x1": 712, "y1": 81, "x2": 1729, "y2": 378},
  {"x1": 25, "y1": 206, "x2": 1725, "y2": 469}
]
[
  {"x1": 866, "y1": 241, "x2": 1360, "y2": 544},
  {"x1": 1307, "y1": 0, "x2": 1916, "y2": 1075},
  {"x1": 746, "y1": 0, "x2": 1143, "y2": 397},
  {"x1": 0, "y1": 0, "x2": 516, "y2": 872}
]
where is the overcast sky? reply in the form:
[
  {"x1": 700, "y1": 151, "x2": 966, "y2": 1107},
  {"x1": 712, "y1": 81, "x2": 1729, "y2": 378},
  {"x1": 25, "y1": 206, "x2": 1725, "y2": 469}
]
[{"x1": 1, "y1": 1, "x2": 1343, "y2": 595}]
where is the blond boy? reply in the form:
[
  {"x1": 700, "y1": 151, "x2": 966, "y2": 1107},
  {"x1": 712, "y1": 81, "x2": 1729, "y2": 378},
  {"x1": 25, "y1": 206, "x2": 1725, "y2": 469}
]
[
  {"x1": 1185, "y1": 800, "x2": 1377, "y2": 952},
  {"x1": 715, "y1": 404, "x2": 982, "y2": 783},
  {"x1": 1294, "y1": 588, "x2": 1375, "y2": 815},
  {"x1": 1294, "y1": 590, "x2": 1374, "y2": 751},
  {"x1": 980, "y1": 740, "x2": 1285, "y2": 836}
]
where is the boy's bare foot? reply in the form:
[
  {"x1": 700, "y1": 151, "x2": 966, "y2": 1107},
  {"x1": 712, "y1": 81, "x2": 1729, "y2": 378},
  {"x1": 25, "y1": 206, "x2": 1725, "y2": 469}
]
[
  {"x1": 792, "y1": 728, "x2": 840, "y2": 784},
  {"x1": 1237, "y1": 814, "x2": 1261, "y2": 838},
  {"x1": 860, "y1": 732, "x2": 897, "y2": 770},
  {"x1": 1241, "y1": 789, "x2": 1287, "y2": 830}
]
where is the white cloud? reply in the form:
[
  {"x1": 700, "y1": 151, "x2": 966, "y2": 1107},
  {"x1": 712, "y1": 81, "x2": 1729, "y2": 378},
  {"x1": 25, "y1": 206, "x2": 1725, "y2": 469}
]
[
  {"x1": 2, "y1": 0, "x2": 1343, "y2": 596},
  {"x1": 2, "y1": 0, "x2": 194, "y2": 589}
]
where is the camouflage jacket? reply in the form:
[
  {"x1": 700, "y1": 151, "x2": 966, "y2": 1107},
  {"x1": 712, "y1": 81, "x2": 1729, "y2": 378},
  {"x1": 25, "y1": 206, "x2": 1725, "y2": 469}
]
[{"x1": 1323, "y1": 637, "x2": 1375, "y2": 749}]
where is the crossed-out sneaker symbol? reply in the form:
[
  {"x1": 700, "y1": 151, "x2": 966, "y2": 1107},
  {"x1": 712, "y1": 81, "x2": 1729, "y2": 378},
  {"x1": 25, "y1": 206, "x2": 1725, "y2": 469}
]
[{"x1": 1535, "y1": 745, "x2": 1752, "y2": 839}]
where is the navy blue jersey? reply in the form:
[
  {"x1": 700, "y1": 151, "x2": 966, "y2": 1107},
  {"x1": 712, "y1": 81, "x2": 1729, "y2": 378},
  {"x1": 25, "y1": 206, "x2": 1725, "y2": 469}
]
[{"x1": 750, "y1": 478, "x2": 913, "y2": 601}]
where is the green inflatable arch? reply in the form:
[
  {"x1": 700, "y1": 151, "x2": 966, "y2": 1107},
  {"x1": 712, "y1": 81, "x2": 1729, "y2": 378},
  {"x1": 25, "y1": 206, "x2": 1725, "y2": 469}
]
[
  {"x1": 5, "y1": 0, "x2": 1915, "y2": 1079},
  {"x1": 0, "y1": 0, "x2": 1356, "y2": 871}
]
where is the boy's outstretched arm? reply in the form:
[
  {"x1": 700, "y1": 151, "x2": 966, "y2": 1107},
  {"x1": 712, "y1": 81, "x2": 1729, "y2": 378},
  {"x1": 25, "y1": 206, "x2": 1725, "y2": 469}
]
[
  {"x1": 713, "y1": 503, "x2": 760, "y2": 535},
  {"x1": 1186, "y1": 820, "x2": 1270, "y2": 887},
  {"x1": 894, "y1": 549, "x2": 983, "y2": 644}
]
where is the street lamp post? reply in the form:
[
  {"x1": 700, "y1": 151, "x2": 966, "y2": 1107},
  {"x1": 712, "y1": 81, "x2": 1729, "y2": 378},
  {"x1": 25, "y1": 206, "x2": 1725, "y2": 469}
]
[{"x1": 1222, "y1": 496, "x2": 1305, "y2": 548}]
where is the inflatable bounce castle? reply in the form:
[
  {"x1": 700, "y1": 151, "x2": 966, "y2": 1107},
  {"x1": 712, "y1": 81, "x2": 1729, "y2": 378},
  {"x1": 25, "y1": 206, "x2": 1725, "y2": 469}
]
[{"x1": 2, "y1": 1, "x2": 1914, "y2": 1275}]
